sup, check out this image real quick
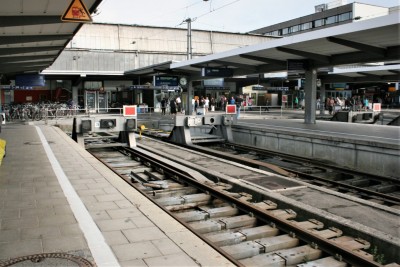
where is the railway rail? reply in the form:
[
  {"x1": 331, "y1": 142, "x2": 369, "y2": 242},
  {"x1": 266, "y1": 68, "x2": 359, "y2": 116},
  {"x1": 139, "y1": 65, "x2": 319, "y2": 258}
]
[
  {"x1": 140, "y1": 128, "x2": 400, "y2": 209},
  {"x1": 86, "y1": 141, "x2": 398, "y2": 266},
  {"x1": 194, "y1": 142, "x2": 400, "y2": 209}
]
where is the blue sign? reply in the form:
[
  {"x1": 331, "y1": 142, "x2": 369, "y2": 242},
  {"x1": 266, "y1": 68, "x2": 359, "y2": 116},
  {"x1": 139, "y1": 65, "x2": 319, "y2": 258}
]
[
  {"x1": 202, "y1": 67, "x2": 233, "y2": 77},
  {"x1": 154, "y1": 76, "x2": 178, "y2": 86},
  {"x1": 16, "y1": 75, "x2": 45, "y2": 87}
]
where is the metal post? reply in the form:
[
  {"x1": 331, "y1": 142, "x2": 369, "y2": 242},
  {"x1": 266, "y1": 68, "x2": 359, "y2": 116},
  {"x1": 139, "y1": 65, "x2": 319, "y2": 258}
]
[{"x1": 185, "y1": 18, "x2": 192, "y2": 60}]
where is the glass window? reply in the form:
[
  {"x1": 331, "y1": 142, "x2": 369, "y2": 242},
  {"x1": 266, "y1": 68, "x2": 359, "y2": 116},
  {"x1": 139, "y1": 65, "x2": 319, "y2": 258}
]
[
  {"x1": 291, "y1": 25, "x2": 300, "y2": 33},
  {"x1": 314, "y1": 19, "x2": 325, "y2": 27},
  {"x1": 326, "y1": 16, "x2": 338, "y2": 25},
  {"x1": 282, "y1": 28, "x2": 289, "y2": 35},
  {"x1": 84, "y1": 81, "x2": 102, "y2": 90},
  {"x1": 300, "y1": 22, "x2": 312, "y2": 31},
  {"x1": 338, "y1": 12, "x2": 352, "y2": 22}
]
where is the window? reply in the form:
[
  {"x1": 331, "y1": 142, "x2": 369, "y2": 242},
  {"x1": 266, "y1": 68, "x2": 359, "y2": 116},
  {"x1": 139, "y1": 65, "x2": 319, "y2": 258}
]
[
  {"x1": 291, "y1": 25, "x2": 300, "y2": 33},
  {"x1": 338, "y1": 12, "x2": 352, "y2": 22},
  {"x1": 326, "y1": 15, "x2": 338, "y2": 25},
  {"x1": 282, "y1": 28, "x2": 289, "y2": 35},
  {"x1": 300, "y1": 22, "x2": 312, "y2": 31},
  {"x1": 314, "y1": 19, "x2": 325, "y2": 28},
  {"x1": 84, "y1": 81, "x2": 102, "y2": 90}
]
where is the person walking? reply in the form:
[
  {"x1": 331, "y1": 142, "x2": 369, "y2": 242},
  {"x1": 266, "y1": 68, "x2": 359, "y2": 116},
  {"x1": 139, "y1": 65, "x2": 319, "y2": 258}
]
[{"x1": 235, "y1": 95, "x2": 243, "y2": 119}]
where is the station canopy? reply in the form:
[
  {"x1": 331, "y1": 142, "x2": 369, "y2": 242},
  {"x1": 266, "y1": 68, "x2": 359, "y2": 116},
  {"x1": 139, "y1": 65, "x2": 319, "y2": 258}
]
[
  {"x1": 0, "y1": 0, "x2": 102, "y2": 78},
  {"x1": 126, "y1": 12, "x2": 399, "y2": 84}
]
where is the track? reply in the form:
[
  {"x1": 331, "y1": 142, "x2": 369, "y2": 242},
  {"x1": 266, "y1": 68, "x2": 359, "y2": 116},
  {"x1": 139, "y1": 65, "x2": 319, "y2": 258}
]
[
  {"x1": 87, "y1": 144, "x2": 396, "y2": 266},
  {"x1": 194, "y1": 142, "x2": 400, "y2": 208}
]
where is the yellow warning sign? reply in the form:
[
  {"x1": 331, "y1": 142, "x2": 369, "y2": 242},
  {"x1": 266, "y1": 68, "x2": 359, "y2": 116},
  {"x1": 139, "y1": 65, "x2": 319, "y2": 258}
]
[{"x1": 61, "y1": 0, "x2": 92, "y2": 23}]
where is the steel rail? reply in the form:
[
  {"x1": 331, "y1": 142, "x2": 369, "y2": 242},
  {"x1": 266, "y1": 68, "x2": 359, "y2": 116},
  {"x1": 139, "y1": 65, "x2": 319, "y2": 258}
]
[
  {"x1": 189, "y1": 142, "x2": 400, "y2": 206},
  {"x1": 90, "y1": 146, "x2": 382, "y2": 267}
]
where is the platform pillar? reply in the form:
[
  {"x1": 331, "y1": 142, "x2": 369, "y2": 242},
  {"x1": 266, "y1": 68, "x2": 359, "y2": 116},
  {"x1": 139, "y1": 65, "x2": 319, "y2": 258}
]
[{"x1": 304, "y1": 68, "x2": 317, "y2": 124}]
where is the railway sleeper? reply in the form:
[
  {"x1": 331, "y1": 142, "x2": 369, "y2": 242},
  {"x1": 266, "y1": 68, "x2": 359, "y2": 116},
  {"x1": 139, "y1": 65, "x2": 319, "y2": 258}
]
[
  {"x1": 210, "y1": 225, "x2": 282, "y2": 248},
  {"x1": 269, "y1": 209, "x2": 297, "y2": 220},
  {"x1": 107, "y1": 161, "x2": 142, "y2": 168},
  {"x1": 144, "y1": 170, "x2": 166, "y2": 180},
  {"x1": 155, "y1": 193, "x2": 212, "y2": 206},
  {"x1": 330, "y1": 236, "x2": 370, "y2": 250},
  {"x1": 149, "y1": 187, "x2": 198, "y2": 199},
  {"x1": 101, "y1": 157, "x2": 132, "y2": 163},
  {"x1": 239, "y1": 244, "x2": 322, "y2": 266},
  {"x1": 310, "y1": 227, "x2": 343, "y2": 239},
  {"x1": 367, "y1": 184, "x2": 398, "y2": 193},
  {"x1": 176, "y1": 206, "x2": 240, "y2": 222},
  {"x1": 221, "y1": 234, "x2": 299, "y2": 260},
  {"x1": 297, "y1": 256, "x2": 347, "y2": 267},
  {"x1": 291, "y1": 219, "x2": 324, "y2": 230},
  {"x1": 251, "y1": 200, "x2": 278, "y2": 210}
]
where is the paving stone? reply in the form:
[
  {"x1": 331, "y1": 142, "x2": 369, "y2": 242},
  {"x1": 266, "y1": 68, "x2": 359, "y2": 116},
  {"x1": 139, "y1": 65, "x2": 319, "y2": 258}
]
[
  {"x1": 123, "y1": 226, "x2": 167, "y2": 243},
  {"x1": 42, "y1": 236, "x2": 89, "y2": 252},
  {"x1": 112, "y1": 241, "x2": 162, "y2": 261},
  {"x1": 102, "y1": 230, "x2": 129, "y2": 246},
  {"x1": 144, "y1": 252, "x2": 199, "y2": 267},
  {"x1": 96, "y1": 218, "x2": 137, "y2": 231}
]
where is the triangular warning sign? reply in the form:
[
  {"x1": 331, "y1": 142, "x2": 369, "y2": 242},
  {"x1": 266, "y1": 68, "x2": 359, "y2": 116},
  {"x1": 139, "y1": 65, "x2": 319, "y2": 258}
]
[{"x1": 61, "y1": 0, "x2": 92, "y2": 23}]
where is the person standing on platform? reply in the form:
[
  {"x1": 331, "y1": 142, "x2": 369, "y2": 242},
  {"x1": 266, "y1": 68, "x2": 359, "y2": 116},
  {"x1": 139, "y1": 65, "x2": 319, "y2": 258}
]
[
  {"x1": 364, "y1": 97, "x2": 369, "y2": 111},
  {"x1": 210, "y1": 97, "x2": 215, "y2": 111},
  {"x1": 170, "y1": 98, "x2": 177, "y2": 115},
  {"x1": 175, "y1": 96, "x2": 182, "y2": 113},
  {"x1": 248, "y1": 97, "x2": 253, "y2": 111},
  {"x1": 161, "y1": 97, "x2": 167, "y2": 115},
  {"x1": 294, "y1": 96, "x2": 299, "y2": 109},
  {"x1": 204, "y1": 97, "x2": 210, "y2": 111},
  {"x1": 220, "y1": 96, "x2": 226, "y2": 111}
]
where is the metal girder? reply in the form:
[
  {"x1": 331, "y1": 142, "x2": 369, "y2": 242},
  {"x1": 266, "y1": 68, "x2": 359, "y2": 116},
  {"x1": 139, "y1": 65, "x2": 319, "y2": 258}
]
[
  {"x1": 356, "y1": 71, "x2": 382, "y2": 78},
  {"x1": 0, "y1": 46, "x2": 64, "y2": 56},
  {"x1": 388, "y1": 70, "x2": 400, "y2": 75},
  {"x1": 331, "y1": 45, "x2": 400, "y2": 65},
  {"x1": 0, "y1": 16, "x2": 64, "y2": 27},
  {"x1": 0, "y1": 55, "x2": 56, "y2": 63},
  {"x1": 0, "y1": 35, "x2": 73, "y2": 45},
  {"x1": 276, "y1": 47, "x2": 331, "y2": 64},
  {"x1": 239, "y1": 54, "x2": 287, "y2": 67},
  {"x1": 318, "y1": 73, "x2": 399, "y2": 83},
  {"x1": 327, "y1": 37, "x2": 386, "y2": 56},
  {"x1": 0, "y1": 65, "x2": 49, "y2": 73},
  {"x1": 0, "y1": 60, "x2": 53, "y2": 68},
  {"x1": 212, "y1": 60, "x2": 258, "y2": 72}
]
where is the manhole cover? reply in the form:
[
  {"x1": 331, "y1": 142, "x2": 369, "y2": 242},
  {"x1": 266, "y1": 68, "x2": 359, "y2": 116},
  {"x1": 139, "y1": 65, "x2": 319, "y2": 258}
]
[{"x1": 0, "y1": 253, "x2": 94, "y2": 267}]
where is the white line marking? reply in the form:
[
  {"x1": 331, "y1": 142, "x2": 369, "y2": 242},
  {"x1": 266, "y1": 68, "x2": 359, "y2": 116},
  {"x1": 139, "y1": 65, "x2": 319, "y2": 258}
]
[{"x1": 35, "y1": 126, "x2": 120, "y2": 267}]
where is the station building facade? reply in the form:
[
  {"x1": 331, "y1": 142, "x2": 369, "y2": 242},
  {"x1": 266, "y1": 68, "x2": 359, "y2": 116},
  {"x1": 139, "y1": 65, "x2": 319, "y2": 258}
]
[
  {"x1": 3, "y1": 23, "x2": 274, "y2": 111},
  {"x1": 2, "y1": 1, "x2": 398, "y2": 110}
]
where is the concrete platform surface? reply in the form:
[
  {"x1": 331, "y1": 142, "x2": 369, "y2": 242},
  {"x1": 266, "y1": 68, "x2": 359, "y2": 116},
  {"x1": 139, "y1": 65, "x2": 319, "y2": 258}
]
[{"x1": 0, "y1": 122, "x2": 234, "y2": 267}]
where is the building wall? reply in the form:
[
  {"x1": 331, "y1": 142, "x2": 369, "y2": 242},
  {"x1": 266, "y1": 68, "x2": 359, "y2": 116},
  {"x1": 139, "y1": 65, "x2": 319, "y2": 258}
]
[
  {"x1": 353, "y1": 3, "x2": 389, "y2": 21},
  {"x1": 47, "y1": 23, "x2": 275, "y2": 73}
]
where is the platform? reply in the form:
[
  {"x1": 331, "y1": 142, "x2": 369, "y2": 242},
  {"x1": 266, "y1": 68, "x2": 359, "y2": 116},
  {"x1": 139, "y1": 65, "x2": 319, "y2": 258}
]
[{"x1": 0, "y1": 122, "x2": 233, "y2": 267}]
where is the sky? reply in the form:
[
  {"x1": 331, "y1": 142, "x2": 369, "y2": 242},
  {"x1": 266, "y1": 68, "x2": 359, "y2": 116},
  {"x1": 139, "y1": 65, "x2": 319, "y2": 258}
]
[{"x1": 92, "y1": 0, "x2": 399, "y2": 33}]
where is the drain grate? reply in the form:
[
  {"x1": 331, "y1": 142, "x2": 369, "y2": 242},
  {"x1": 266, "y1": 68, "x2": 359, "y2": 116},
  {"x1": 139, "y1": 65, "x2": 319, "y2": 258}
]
[{"x1": 0, "y1": 253, "x2": 94, "y2": 267}]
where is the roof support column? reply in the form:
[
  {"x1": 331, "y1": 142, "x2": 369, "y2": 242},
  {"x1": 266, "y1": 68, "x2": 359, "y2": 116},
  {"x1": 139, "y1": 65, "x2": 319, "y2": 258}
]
[
  {"x1": 186, "y1": 79, "x2": 193, "y2": 115},
  {"x1": 304, "y1": 68, "x2": 317, "y2": 124},
  {"x1": 320, "y1": 82, "x2": 326, "y2": 115}
]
